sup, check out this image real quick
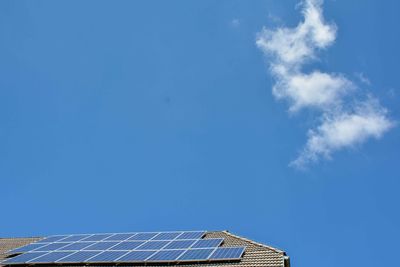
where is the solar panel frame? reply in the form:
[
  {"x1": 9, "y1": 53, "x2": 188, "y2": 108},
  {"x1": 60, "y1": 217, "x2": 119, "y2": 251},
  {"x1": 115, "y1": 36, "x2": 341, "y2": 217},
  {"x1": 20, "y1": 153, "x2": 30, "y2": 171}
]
[
  {"x1": 177, "y1": 248, "x2": 215, "y2": 261},
  {"x1": 81, "y1": 234, "x2": 113, "y2": 242},
  {"x1": 56, "y1": 251, "x2": 101, "y2": 263},
  {"x1": 146, "y1": 249, "x2": 186, "y2": 262},
  {"x1": 163, "y1": 240, "x2": 197, "y2": 250},
  {"x1": 152, "y1": 232, "x2": 182, "y2": 240},
  {"x1": 209, "y1": 247, "x2": 246, "y2": 260},
  {"x1": 135, "y1": 241, "x2": 170, "y2": 250},
  {"x1": 8, "y1": 243, "x2": 48, "y2": 254},
  {"x1": 2, "y1": 252, "x2": 48, "y2": 264},
  {"x1": 176, "y1": 231, "x2": 205, "y2": 240},
  {"x1": 27, "y1": 251, "x2": 73, "y2": 263},
  {"x1": 127, "y1": 232, "x2": 158, "y2": 241},
  {"x1": 103, "y1": 233, "x2": 136, "y2": 241},
  {"x1": 60, "y1": 235, "x2": 92, "y2": 242},
  {"x1": 33, "y1": 242, "x2": 72, "y2": 252},
  {"x1": 84, "y1": 251, "x2": 129, "y2": 263},
  {"x1": 109, "y1": 241, "x2": 145, "y2": 250},
  {"x1": 115, "y1": 250, "x2": 157, "y2": 262},
  {"x1": 191, "y1": 238, "x2": 224, "y2": 248},
  {"x1": 82, "y1": 241, "x2": 120, "y2": 251},
  {"x1": 36, "y1": 236, "x2": 69, "y2": 243},
  {"x1": 57, "y1": 242, "x2": 96, "y2": 251}
]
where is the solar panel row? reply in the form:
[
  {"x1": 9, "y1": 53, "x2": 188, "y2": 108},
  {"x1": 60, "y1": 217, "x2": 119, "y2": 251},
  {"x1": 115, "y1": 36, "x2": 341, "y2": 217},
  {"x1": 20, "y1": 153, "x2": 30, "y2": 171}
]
[
  {"x1": 9, "y1": 238, "x2": 224, "y2": 254},
  {"x1": 3, "y1": 247, "x2": 245, "y2": 264},
  {"x1": 36, "y1": 231, "x2": 205, "y2": 244}
]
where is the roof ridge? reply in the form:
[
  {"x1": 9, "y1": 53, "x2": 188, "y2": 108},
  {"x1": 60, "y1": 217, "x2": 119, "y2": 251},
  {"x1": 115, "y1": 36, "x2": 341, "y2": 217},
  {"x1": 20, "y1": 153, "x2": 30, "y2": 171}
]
[{"x1": 221, "y1": 230, "x2": 285, "y2": 254}]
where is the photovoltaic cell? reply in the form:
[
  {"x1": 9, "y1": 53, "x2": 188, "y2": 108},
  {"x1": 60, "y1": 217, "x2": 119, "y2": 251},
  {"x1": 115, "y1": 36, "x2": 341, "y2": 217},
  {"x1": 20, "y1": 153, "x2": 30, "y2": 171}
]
[
  {"x1": 178, "y1": 249, "x2": 214, "y2": 261},
  {"x1": 58, "y1": 242, "x2": 95, "y2": 251},
  {"x1": 147, "y1": 250, "x2": 185, "y2": 261},
  {"x1": 82, "y1": 242, "x2": 119, "y2": 251},
  {"x1": 152, "y1": 232, "x2": 181, "y2": 240},
  {"x1": 2, "y1": 252, "x2": 47, "y2": 264},
  {"x1": 164, "y1": 240, "x2": 196, "y2": 249},
  {"x1": 177, "y1": 231, "x2": 205, "y2": 240},
  {"x1": 117, "y1": 250, "x2": 157, "y2": 262},
  {"x1": 209, "y1": 247, "x2": 245, "y2": 260},
  {"x1": 29, "y1": 252, "x2": 72, "y2": 263},
  {"x1": 37, "y1": 236, "x2": 69, "y2": 243},
  {"x1": 86, "y1": 251, "x2": 128, "y2": 262},
  {"x1": 128, "y1": 233, "x2": 157, "y2": 241},
  {"x1": 34, "y1": 243, "x2": 71, "y2": 251},
  {"x1": 57, "y1": 251, "x2": 100, "y2": 263},
  {"x1": 8, "y1": 243, "x2": 47, "y2": 254},
  {"x1": 104, "y1": 233, "x2": 136, "y2": 241},
  {"x1": 136, "y1": 241, "x2": 169, "y2": 250},
  {"x1": 110, "y1": 241, "x2": 144, "y2": 250},
  {"x1": 61, "y1": 235, "x2": 91, "y2": 242},
  {"x1": 191, "y1": 238, "x2": 223, "y2": 248},
  {"x1": 81, "y1": 234, "x2": 112, "y2": 242}
]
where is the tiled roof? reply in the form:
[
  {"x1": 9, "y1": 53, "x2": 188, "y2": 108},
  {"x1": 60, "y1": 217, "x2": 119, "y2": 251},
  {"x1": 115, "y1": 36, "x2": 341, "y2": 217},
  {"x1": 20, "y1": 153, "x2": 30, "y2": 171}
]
[{"x1": 0, "y1": 231, "x2": 290, "y2": 267}]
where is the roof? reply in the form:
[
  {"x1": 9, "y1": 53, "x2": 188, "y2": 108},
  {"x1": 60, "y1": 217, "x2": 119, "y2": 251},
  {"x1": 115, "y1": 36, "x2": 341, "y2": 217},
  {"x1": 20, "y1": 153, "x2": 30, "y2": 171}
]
[{"x1": 0, "y1": 231, "x2": 290, "y2": 267}]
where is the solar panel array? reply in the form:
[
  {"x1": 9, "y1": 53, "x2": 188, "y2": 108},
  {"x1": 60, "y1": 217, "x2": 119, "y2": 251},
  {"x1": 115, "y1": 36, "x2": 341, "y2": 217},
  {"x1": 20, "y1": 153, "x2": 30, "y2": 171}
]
[{"x1": 3, "y1": 231, "x2": 245, "y2": 265}]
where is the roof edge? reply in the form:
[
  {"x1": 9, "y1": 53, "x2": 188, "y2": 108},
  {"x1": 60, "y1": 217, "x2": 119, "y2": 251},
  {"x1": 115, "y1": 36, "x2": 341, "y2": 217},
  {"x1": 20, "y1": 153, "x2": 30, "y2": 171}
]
[{"x1": 220, "y1": 230, "x2": 286, "y2": 254}]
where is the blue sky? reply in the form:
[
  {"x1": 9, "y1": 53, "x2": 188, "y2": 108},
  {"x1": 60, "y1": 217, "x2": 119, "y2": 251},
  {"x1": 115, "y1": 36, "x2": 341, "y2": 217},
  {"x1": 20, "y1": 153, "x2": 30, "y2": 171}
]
[{"x1": 1, "y1": 0, "x2": 399, "y2": 266}]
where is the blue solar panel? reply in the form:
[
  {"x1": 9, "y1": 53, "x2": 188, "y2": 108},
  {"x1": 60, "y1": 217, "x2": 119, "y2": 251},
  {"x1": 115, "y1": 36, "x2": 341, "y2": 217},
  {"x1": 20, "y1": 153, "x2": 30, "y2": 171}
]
[
  {"x1": 209, "y1": 247, "x2": 245, "y2": 260},
  {"x1": 61, "y1": 235, "x2": 90, "y2": 242},
  {"x1": 116, "y1": 250, "x2": 157, "y2": 262},
  {"x1": 104, "y1": 233, "x2": 135, "y2": 241},
  {"x1": 191, "y1": 238, "x2": 223, "y2": 248},
  {"x1": 136, "y1": 241, "x2": 169, "y2": 250},
  {"x1": 34, "y1": 242, "x2": 71, "y2": 251},
  {"x1": 82, "y1": 241, "x2": 119, "y2": 250},
  {"x1": 58, "y1": 242, "x2": 95, "y2": 251},
  {"x1": 86, "y1": 251, "x2": 128, "y2": 262},
  {"x1": 128, "y1": 233, "x2": 157, "y2": 241},
  {"x1": 178, "y1": 249, "x2": 214, "y2": 261},
  {"x1": 147, "y1": 250, "x2": 185, "y2": 261},
  {"x1": 177, "y1": 231, "x2": 205, "y2": 239},
  {"x1": 57, "y1": 251, "x2": 100, "y2": 263},
  {"x1": 110, "y1": 241, "x2": 144, "y2": 250},
  {"x1": 2, "y1": 252, "x2": 47, "y2": 264},
  {"x1": 152, "y1": 232, "x2": 181, "y2": 240},
  {"x1": 37, "y1": 236, "x2": 68, "y2": 243},
  {"x1": 81, "y1": 234, "x2": 112, "y2": 242},
  {"x1": 164, "y1": 240, "x2": 196, "y2": 249},
  {"x1": 28, "y1": 252, "x2": 72, "y2": 263},
  {"x1": 8, "y1": 243, "x2": 47, "y2": 254}
]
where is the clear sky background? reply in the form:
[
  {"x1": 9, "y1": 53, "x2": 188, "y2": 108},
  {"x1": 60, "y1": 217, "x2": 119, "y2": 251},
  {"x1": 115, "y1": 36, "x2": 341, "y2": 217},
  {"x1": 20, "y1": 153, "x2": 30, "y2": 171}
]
[{"x1": 1, "y1": 1, "x2": 399, "y2": 267}]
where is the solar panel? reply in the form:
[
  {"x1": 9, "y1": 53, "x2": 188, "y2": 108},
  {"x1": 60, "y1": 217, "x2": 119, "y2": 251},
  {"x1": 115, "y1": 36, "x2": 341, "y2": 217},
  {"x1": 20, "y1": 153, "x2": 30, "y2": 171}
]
[
  {"x1": 2, "y1": 252, "x2": 47, "y2": 264},
  {"x1": 104, "y1": 233, "x2": 135, "y2": 241},
  {"x1": 164, "y1": 240, "x2": 196, "y2": 249},
  {"x1": 128, "y1": 232, "x2": 157, "y2": 241},
  {"x1": 191, "y1": 238, "x2": 223, "y2": 248},
  {"x1": 57, "y1": 251, "x2": 100, "y2": 263},
  {"x1": 3, "y1": 231, "x2": 246, "y2": 265},
  {"x1": 178, "y1": 248, "x2": 214, "y2": 261},
  {"x1": 82, "y1": 241, "x2": 119, "y2": 250},
  {"x1": 33, "y1": 243, "x2": 71, "y2": 251},
  {"x1": 85, "y1": 251, "x2": 128, "y2": 262},
  {"x1": 58, "y1": 242, "x2": 95, "y2": 251},
  {"x1": 28, "y1": 252, "x2": 72, "y2": 263},
  {"x1": 38, "y1": 236, "x2": 69, "y2": 243},
  {"x1": 8, "y1": 243, "x2": 47, "y2": 254},
  {"x1": 136, "y1": 241, "x2": 169, "y2": 250},
  {"x1": 81, "y1": 234, "x2": 112, "y2": 242},
  {"x1": 209, "y1": 247, "x2": 245, "y2": 260},
  {"x1": 110, "y1": 241, "x2": 144, "y2": 250},
  {"x1": 61, "y1": 235, "x2": 90, "y2": 242},
  {"x1": 147, "y1": 250, "x2": 185, "y2": 261},
  {"x1": 177, "y1": 231, "x2": 205, "y2": 239},
  {"x1": 152, "y1": 232, "x2": 181, "y2": 240},
  {"x1": 116, "y1": 250, "x2": 157, "y2": 262}
]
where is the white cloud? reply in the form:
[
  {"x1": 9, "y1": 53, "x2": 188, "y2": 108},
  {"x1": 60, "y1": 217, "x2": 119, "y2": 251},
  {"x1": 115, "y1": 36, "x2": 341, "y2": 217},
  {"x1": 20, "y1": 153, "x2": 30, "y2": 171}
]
[
  {"x1": 291, "y1": 99, "x2": 394, "y2": 168},
  {"x1": 256, "y1": 0, "x2": 394, "y2": 168}
]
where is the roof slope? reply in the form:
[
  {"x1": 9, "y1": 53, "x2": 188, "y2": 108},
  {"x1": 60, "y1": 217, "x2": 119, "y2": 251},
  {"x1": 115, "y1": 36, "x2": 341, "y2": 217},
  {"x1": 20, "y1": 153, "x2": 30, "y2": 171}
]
[{"x1": 0, "y1": 232, "x2": 290, "y2": 267}]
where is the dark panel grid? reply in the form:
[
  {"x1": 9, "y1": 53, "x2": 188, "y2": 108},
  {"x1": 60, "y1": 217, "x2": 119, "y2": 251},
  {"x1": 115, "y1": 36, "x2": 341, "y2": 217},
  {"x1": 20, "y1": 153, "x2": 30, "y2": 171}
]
[
  {"x1": 34, "y1": 243, "x2": 71, "y2": 251},
  {"x1": 81, "y1": 234, "x2": 112, "y2": 242},
  {"x1": 152, "y1": 232, "x2": 181, "y2": 240},
  {"x1": 209, "y1": 247, "x2": 245, "y2": 260},
  {"x1": 104, "y1": 233, "x2": 136, "y2": 241},
  {"x1": 136, "y1": 241, "x2": 169, "y2": 250},
  {"x1": 82, "y1": 242, "x2": 119, "y2": 251},
  {"x1": 37, "y1": 236, "x2": 69, "y2": 243},
  {"x1": 86, "y1": 251, "x2": 128, "y2": 262},
  {"x1": 147, "y1": 250, "x2": 185, "y2": 262},
  {"x1": 116, "y1": 251, "x2": 157, "y2": 262},
  {"x1": 178, "y1": 249, "x2": 214, "y2": 261},
  {"x1": 164, "y1": 240, "x2": 196, "y2": 250},
  {"x1": 192, "y1": 238, "x2": 223, "y2": 248},
  {"x1": 61, "y1": 235, "x2": 91, "y2": 242},
  {"x1": 29, "y1": 252, "x2": 73, "y2": 263},
  {"x1": 57, "y1": 251, "x2": 100, "y2": 263},
  {"x1": 177, "y1": 231, "x2": 205, "y2": 240},
  {"x1": 110, "y1": 241, "x2": 144, "y2": 250},
  {"x1": 8, "y1": 243, "x2": 47, "y2": 254},
  {"x1": 58, "y1": 242, "x2": 95, "y2": 251},
  {"x1": 128, "y1": 233, "x2": 158, "y2": 241},
  {"x1": 2, "y1": 252, "x2": 47, "y2": 264}
]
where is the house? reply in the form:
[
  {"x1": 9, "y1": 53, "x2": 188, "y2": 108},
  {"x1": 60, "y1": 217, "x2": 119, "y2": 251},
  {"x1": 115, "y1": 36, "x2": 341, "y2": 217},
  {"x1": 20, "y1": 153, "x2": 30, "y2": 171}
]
[{"x1": 0, "y1": 231, "x2": 290, "y2": 267}]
